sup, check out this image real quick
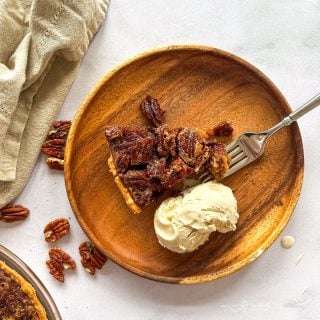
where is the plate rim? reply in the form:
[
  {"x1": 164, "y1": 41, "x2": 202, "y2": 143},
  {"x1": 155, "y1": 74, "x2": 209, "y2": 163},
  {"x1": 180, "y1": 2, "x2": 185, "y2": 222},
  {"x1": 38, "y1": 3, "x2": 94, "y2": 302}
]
[{"x1": 64, "y1": 44, "x2": 304, "y2": 284}]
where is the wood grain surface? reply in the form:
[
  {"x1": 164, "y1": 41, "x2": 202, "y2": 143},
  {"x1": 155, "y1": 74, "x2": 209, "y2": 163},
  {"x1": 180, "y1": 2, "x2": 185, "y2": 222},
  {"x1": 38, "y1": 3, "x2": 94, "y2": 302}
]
[{"x1": 64, "y1": 46, "x2": 304, "y2": 284}]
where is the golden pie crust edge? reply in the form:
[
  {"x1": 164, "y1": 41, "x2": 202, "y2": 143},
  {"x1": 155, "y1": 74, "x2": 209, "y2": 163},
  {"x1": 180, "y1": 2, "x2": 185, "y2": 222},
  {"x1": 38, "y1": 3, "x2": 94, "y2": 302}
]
[
  {"x1": 0, "y1": 260, "x2": 47, "y2": 320},
  {"x1": 107, "y1": 156, "x2": 142, "y2": 214}
]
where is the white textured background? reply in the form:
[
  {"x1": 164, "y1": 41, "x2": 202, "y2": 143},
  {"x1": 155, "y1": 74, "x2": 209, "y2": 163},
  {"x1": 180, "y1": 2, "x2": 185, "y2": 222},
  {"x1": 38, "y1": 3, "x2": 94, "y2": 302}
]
[{"x1": 1, "y1": 1, "x2": 320, "y2": 319}]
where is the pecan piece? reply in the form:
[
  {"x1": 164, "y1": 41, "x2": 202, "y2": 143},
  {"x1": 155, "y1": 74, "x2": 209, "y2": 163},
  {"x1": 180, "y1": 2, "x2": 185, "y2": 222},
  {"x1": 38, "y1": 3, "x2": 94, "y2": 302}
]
[
  {"x1": 46, "y1": 248, "x2": 76, "y2": 282},
  {"x1": 212, "y1": 121, "x2": 233, "y2": 137},
  {"x1": 156, "y1": 125, "x2": 178, "y2": 157},
  {"x1": 46, "y1": 157, "x2": 64, "y2": 170},
  {"x1": 79, "y1": 242, "x2": 108, "y2": 275},
  {"x1": 52, "y1": 120, "x2": 72, "y2": 130},
  {"x1": 120, "y1": 170, "x2": 150, "y2": 189},
  {"x1": 113, "y1": 153, "x2": 130, "y2": 174},
  {"x1": 105, "y1": 127, "x2": 123, "y2": 141},
  {"x1": 47, "y1": 121, "x2": 71, "y2": 140},
  {"x1": 162, "y1": 158, "x2": 194, "y2": 189},
  {"x1": 44, "y1": 218, "x2": 70, "y2": 243},
  {"x1": 177, "y1": 128, "x2": 203, "y2": 167},
  {"x1": 140, "y1": 96, "x2": 165, "y2": 126},
  {"x1": 209, "y1": 144, "x2": 230, "y2": 180},
  {"x1": 146, "y1": 157, "x2": 166, "y2": 180},
  {"x1": 127, "y1": 136, "x2": 155, "y2": 165},
  {"x1": 0, "y1": 205, "x2": 29, "y2": 223},
  {"x1": 41, "y1": 139, "x2": 65, "y2": 159},
  {"x1": 119, "y1": 170, "x2": 155, "y2": 207}
]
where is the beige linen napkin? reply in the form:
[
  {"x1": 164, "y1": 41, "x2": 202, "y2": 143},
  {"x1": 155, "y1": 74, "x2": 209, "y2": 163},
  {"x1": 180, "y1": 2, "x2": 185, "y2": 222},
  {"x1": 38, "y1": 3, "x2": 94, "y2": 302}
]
[{"x1": 0, "y1": 0, "x2": 109, "y2": 207}]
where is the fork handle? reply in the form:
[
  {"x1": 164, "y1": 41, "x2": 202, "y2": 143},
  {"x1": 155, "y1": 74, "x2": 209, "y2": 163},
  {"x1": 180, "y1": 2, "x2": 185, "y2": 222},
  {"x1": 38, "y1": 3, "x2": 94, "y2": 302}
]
[
  {"x1": 265, "y1": 92, "x2": 320, "y2": 137},
  {"x1": 289, "y1": 92, "x2": 320, "y2": 122}
]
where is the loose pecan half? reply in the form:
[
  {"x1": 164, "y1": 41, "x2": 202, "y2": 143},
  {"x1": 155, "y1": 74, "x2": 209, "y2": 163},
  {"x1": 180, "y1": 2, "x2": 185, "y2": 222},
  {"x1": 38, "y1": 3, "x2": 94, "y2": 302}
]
[
  {"x1": 41, "y1": 139, "x2": 65, "y2": 159},
  {"x1": 79, "y1": 242, "x2": 108, "y2": 275},
  {"x1": 44, "y1": 218, "x2": 70, "y2": 243},
  {"x1": 0, "y1": 205, "x2": 29, "y2": 223},
  {"x1": 46, "y1": 157, "x2": 64, "y2": 170},
  {"x1": 46, "y1": 248, "x2": 76, "y2": 282},
  {"x1": 140, "y1": 96, "x2": 165, "y2": 126}
]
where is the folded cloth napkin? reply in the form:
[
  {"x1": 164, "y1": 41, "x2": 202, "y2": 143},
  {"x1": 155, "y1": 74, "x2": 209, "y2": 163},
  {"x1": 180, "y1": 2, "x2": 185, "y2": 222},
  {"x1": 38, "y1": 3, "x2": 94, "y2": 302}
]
[{"x1": 0, "y1": 0, "x2": 109, "y2": 207}]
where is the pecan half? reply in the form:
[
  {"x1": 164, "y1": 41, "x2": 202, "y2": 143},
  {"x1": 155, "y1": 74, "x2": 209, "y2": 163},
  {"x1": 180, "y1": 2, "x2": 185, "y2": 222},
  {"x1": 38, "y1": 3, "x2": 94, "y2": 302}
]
[
  {"x1": 48, "y1": 121, "x2": 72, "y2": 140},
  {"x1": 51, "y1": 120, "x2": 71, "y2": 132},
  {"x1": 44, "y1": 218, "x2": 70, "y2": 243},
  {"x1": 52, "y1": 120, "x2": 72, "y2": 129},
  {"x1": 0, "y1": 205, "x2": 29, "y2": 223},
  {"x1": 177, "y1": 128, "x2": 203, "y2": 167},
  {"x1": 155, "y1": 125, "x2": 178, "y2": 157},
  {"x1": 79, "y1": 242, "x2": 107, "y2": 275},
  {"x1": 46, "y1": 157, "x2": 64, "y2": 170},
  {"x1": 41, "y1": 139, "x2": 65, "y2": 159},
  {"x1": 46, "y1": 248, "x2": 76, "y2": 282},
  {"x1": 140, "y1": 96, "x2": 165, "y2": 126}
]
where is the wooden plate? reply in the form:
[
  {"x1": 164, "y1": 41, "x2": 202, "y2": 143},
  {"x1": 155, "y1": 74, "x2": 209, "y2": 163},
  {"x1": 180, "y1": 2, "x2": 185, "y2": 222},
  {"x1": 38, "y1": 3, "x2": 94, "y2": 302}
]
[{"x1": 64, "y1": 45, "x2": 303, "y2": 284}]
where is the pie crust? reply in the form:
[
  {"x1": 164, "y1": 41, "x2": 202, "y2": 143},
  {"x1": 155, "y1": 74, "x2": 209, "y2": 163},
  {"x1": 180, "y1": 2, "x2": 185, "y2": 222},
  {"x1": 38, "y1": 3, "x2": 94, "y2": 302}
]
[{"x1": 0, "y1": 260, "x2": 47, "y2": 320}]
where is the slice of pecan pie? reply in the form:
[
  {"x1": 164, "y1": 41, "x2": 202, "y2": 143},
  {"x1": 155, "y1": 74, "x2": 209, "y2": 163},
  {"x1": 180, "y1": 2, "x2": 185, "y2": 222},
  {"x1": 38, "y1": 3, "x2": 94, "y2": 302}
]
[
  {"x1": 0, "y1": 261, "x2": 47, "y2": 320},
  {"x1": 105, "y1": 96, "x2": 233, "y2": 214}
]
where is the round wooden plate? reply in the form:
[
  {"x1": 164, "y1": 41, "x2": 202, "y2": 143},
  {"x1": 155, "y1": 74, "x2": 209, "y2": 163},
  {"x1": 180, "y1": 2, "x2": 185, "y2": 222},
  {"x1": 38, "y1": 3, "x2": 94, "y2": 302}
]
[{"x1": 64, "y1": 45, "x2": 303, "y2": 284}]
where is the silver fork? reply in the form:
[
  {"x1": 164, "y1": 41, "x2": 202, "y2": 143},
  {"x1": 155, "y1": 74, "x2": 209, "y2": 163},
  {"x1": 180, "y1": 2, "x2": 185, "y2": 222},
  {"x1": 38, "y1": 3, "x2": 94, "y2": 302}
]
[{"x1": 200, "y1": 93, "x2": 320, "y2": 183}]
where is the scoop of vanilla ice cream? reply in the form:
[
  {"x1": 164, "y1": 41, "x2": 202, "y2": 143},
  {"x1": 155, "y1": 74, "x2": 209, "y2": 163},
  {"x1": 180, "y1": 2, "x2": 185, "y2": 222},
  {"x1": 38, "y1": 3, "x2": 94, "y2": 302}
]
[{"x1": 154, "y1": 181, "x2": 238, "y2": 253}]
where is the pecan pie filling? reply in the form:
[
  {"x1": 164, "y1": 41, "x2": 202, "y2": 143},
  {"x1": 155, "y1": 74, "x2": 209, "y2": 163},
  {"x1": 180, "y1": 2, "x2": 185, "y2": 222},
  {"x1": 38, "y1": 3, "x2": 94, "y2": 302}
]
[
  {"x1": 105, "y1": 97, "x2": 233, "y2": 213},
  {"x1": 0, "y1": 261, "x2": 47, "y2": 320}
]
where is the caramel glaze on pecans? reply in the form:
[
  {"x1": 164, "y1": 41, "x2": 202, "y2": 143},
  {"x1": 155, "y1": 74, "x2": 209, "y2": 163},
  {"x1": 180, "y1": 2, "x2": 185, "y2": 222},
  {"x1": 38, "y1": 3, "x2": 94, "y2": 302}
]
[
  {"x1": 105, "y1": 97, "x2": 232, "y2": 211},
  {"x1": 140, "y1": 96, "x2": 165, "y2": 126}
]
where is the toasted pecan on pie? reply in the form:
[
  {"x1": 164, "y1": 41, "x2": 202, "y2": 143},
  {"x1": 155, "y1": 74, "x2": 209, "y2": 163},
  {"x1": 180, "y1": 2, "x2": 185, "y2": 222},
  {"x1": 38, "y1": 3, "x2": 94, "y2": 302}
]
[{"x1": 105, "y1": 97, "x2": 233, "y2": 214}]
